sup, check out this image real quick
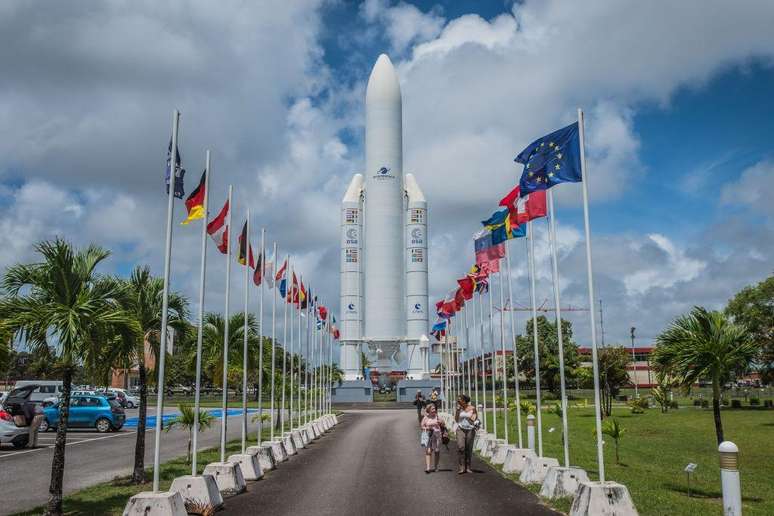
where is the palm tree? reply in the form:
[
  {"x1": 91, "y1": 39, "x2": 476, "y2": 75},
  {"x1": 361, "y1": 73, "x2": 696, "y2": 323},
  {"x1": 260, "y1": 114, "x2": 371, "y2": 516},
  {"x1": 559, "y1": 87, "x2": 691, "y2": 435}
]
[
  {"x1": 652, "y1": 306, "x2": 757, "y2": 444},
  {"x1": 0, "y1": 239, "x2": 137, "y2": 515},
  {"x1": 165, "y1": 404, "x2": 215, "y2": 464},
  {"x1": 360, "y1": 351, "x2": 371, "y2": 379},
  {"x1": 601, "y1": 418, "x2": 625, "y2": 464},
  {"x1": 109, "y1": 266, "x2": 188, "y2": 484},
  {"x1": 200, "y1": 312, "x2": 261, "y2": 389}
]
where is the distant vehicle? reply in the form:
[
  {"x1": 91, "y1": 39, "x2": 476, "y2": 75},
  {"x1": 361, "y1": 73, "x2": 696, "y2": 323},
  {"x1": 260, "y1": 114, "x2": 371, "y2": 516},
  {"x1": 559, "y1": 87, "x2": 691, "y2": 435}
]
[
  {"x1": 0, "y1": 385, "x2": 38, "y2": 448},
  {"x1": 40, "y1": 395, "x2": 125, "y2": 433},
  {"x1": 14, "y1": 380, "x2": 63, "y2": 403},
  {"x1": 105, "y1": 388, "x2": 140, "y2": 408}
]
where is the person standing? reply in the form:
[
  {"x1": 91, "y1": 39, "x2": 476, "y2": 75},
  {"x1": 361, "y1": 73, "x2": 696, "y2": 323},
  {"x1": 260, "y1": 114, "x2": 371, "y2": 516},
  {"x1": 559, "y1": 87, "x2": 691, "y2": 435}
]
[
  {"x1": 24, "y1": 400, "x2": 45, "y2": 448},
  {"x1": 413, "y1": 391, "x2": 426, "y2": 424},
  {"x1": 455, "y1": 394, "x2": 478, "y2": 474},
  {"x1": 421, "y1": 403, "x2": 442, "y2": 473}
]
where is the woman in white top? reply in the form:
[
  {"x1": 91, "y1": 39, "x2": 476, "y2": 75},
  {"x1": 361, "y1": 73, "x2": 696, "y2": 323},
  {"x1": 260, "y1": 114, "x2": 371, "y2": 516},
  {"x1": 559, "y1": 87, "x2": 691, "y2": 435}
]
[{"x1": 455, "y1": 394, "x2": 478, "y2": 474}]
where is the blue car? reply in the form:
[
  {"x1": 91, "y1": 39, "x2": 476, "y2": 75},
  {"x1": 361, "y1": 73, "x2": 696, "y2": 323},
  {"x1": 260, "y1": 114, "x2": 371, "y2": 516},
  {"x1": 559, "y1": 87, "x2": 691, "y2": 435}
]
[{"x1": 41, "y1": 395, "x2": 125, "y2": 433}]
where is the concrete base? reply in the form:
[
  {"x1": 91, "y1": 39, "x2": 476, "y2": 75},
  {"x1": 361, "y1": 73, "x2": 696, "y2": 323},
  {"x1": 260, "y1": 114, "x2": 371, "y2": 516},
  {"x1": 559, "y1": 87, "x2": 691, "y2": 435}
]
[
  {"x1": 262, "y1": 440, "x2": 287, "y2": 463},
  {"x1": 540, "y1": 466, "x2": 590, "y2": 499},
  {"x1": 202, "y1": 462, "x2": 246, "y2": 496},
  {"x1": 322, "y1": 416, "x2": 332, "y2": 430},
  {"x1": 311, "y1": 421, "x2": 322, "y2": 437},
  {"x1": 247, "y1": 445, "x2": 275, "y2": 472},
  {"x1": 282, "y1": 433, "x2": 297, "y2": 456},
  {"x1": 291, "y1": 429, "x2": 305, "y2": 450},
  {"x1": 483, "y1": 438, "x2": 505, "y2": 459},
  {"x1": 503, "y1": 447, "x2": 536, "y2": 474},
  {"x1": 227, "y1": 453, "x2": 263, "y2": 481},
  {"x1": 570, "y1": 481, "x2": 638, "y2": 516},
  {"x1": 332, "y1": 413, "x2": 339, "y2": 425},
  {"x1": 492, "y1": 444, "x2": 515, "y2": 465},
  {"x1": 123, "y1": 490, "x2": 187, "y2": 516},
  {"x1": 168, "y1": 474, "x2": 223, "y2": 512},
  {"x1": 474, "y1": 432, "x2": 489, "y2": 452},
  {"x1": 519, "y1": 456, "x2": 560, "y2": 485},
  {"x1": 300, "y1": 426, "x2": 312, "y2": 445},
  {"x1": 331, "y1": 379, "x2": 374, "y2": 403}
]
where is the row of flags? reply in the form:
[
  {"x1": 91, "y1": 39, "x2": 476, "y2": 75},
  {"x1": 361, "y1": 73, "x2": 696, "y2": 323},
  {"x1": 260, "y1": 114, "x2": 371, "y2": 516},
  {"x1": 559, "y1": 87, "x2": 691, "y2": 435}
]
[
  {"x1": 165, "y1": 144, "x2": 339, "y2": 340},
  {"x1": 430, "y1": 122, "x2": 582, "y2": 339}
]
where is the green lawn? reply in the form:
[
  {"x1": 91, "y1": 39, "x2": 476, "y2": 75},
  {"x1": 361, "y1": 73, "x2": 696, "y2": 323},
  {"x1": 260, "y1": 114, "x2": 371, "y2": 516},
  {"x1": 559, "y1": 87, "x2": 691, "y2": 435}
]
[{"x1": 481, "y1": 405, "x2": 774, "y2": 515}]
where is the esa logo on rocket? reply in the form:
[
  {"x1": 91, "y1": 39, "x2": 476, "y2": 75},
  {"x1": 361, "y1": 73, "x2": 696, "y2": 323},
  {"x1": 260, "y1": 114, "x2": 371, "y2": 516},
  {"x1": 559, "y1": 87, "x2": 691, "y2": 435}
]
[
  {"x1": 346, "y1": 228, "x2": 358, "y2": 245},
  {"x1": 410, "y1": 228, "x2": 423, "y2": 245},
  {"x1": 373, "y1": 166, "x2": 393, "y2": 180},
  {"x1": 411, "y1": 303, "x2": 423, "y2": 314}
]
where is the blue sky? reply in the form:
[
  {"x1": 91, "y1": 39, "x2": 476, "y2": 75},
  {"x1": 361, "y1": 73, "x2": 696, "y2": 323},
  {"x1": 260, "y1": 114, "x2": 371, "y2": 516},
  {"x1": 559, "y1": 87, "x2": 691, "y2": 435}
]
[{"x1": 0, "y1": 0, "x2": 772, "y2": 357}]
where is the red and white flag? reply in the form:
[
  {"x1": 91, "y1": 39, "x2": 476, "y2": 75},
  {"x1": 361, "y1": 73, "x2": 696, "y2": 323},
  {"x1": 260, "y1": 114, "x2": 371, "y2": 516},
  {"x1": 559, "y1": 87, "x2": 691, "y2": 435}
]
[
  {"x1": 206, "y1": 199, "x2": 229, "y2": 254},
  {"x1": 515, "y1": 189, "x2": 547, "y2": 224}
]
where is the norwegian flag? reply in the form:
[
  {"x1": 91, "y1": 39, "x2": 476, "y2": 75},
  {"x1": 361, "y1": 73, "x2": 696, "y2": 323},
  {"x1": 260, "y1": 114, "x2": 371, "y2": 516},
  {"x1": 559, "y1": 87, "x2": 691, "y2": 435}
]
[{"x1": 206, "y1": 199, "x2": 229, "y2": 254}]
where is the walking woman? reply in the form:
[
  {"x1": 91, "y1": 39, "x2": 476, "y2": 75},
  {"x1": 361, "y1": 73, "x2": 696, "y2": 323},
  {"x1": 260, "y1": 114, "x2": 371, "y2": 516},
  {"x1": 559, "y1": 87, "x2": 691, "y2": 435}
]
[
  {"x1": 421, "y1": 403, "x2": 442, "y2": 473},
  {"x1": 455, "y1": 394, "x2": 478, "y2": 474}
]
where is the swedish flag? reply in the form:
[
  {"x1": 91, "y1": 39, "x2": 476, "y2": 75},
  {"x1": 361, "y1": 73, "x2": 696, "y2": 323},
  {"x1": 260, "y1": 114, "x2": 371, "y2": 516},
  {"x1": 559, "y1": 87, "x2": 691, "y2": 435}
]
[{"x1": 516, "y1": 122, "x2": 581, "y2": 196}]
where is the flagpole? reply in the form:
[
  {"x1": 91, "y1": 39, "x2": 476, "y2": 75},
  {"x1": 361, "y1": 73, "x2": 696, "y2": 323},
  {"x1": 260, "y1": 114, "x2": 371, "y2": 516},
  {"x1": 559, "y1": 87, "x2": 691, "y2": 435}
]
[
  {"x1": 505, "y1": 245, "x2": 523, "y2": 448},
  {"x1": 153, "y1": 109, "x2": 179, "y2": 492},
  {"x1": 257, "y1": 228, "x2": 266, "y2": 444},
  {"x1": 241, "y1": 209, "x2": 250, "y2": 453},
  {"x1": 269, "y1": 243, "x2": 278, "y2": 443},
  {"x1": 465, "y1": 305, "x2": 471, "y2": 397},
  {"x1": 498, "y1": 269, "x2": 509, "y2": 444},
  {"x1": 478, "y1": 290, "x2": 487, "y2": 432},
  {"x1": 281, "y1": 258, "x2": 290, "y2": 435},
  {"x1": 191, "y1": 149, "x2": 210, "y2": 476},
  {"x1": 471, "y1": 296, "x2": 479, "y2": 422},
  {"x1": 527, "y1": 220, "x2": 543, "y2": 456},
  {"x1": 289, "y1": 272, "x2": 295, "y2": 432},
  {"x1": 578, "y1": 108, "x2": 605, "y2": 482},
  {"x1": 219, "y1": 185, "x2": 233, "y2": 463},
  {"x1": 305, "y1": 286, "x2": 311, "y2": 426},
  {"x1": 488, "y1": 272, "x2": 497, "y2": 438},
  {"x1": 547, "y1": 189, "x2": 570, "y2": 467}
]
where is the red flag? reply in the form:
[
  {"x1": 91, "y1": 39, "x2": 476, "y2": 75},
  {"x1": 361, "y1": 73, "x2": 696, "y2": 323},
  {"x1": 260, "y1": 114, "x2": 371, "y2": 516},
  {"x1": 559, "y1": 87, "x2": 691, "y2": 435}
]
[
  {"x1": 454, "y1": 288, "x2": 466, "y2": 311},
  {"x1": 516, "y1": 190, "x2": 547, "y2": 224},
  {"x1": 499, "y1": 185, "x2": 520, "y2": 210},
  {"x1": 275, "y1": 259, "x2": 287, "y2": 282},
  {"x1": 457, "y1": 276, "x2": 475, "y2": 301},
  {"x1": 318, "y1": 305, "x2": 328, "y2": 321},
  {"x1": 206, "y1": 199, "x2": 229, "y2": 254},
  {"x1": 252, "y1": 252, "x2": 263, "y2": 286}
]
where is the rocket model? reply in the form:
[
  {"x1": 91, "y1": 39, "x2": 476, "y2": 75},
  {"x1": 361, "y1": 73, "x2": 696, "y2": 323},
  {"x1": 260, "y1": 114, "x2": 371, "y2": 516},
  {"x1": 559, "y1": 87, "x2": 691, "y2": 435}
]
[{"x1": 340, "y1": 54, "x2": 429, "y2": 381}]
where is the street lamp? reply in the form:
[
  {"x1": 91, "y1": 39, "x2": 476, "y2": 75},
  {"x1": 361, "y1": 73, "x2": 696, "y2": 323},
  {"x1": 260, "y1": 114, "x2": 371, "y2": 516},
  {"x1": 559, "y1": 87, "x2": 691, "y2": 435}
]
[{"x1": 630, "y1": 327, "x2": 638, "y2": 399}]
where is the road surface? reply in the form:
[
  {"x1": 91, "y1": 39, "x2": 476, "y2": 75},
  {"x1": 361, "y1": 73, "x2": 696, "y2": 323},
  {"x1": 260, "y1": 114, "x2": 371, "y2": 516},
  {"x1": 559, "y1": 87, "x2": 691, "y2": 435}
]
[{"x1": 224, "y1": 409, "x2": 557, "y2": 515}]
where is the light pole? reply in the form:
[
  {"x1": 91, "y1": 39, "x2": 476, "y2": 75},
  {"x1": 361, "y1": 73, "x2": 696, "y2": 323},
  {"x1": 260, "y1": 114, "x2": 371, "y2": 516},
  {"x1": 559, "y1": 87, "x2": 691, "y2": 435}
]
[{"x1": 630, "y1": 327, "x2": 638, "y2": 399}]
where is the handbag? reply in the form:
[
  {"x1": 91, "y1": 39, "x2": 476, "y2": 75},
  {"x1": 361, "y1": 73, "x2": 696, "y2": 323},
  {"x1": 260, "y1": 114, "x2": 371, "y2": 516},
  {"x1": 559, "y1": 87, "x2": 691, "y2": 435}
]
[{"x1": 420, "y1": 429, "x2": 430, "y2": 447}]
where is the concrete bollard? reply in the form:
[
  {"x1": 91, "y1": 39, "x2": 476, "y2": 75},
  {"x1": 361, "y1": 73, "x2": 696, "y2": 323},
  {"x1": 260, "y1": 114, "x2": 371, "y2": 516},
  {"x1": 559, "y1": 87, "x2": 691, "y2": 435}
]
[
  {"x1": 168, "y1": 474, "x2": 223, "y2": 512},
  {"x1": 291, "y1": 429, "x2": 305, "y2": 450},
  {"x1": 282, "y1": 432, "x2": 298, "y2": 456},
  {"x1": 719, "y1": 441, "x2": 742, "y2": 516},
  {"x1": 502, "y1": 447, "x2": 536, "y2": 474},
  {"x1": 202, "y1": 462, "x2": 246, "y2": 496},
  {"x1": 519, "y1": 455, "x2": 560, "y2": 485},
  {"x1": 300, "y1": 426, "x2": 312, "y2": 444},
  {"x1": 527, "y1": 414, "x2": 535, "y2": 452},
  {"x1": 248, "y1": 445, "x2": 275, "y2": 472},
  {"x1": 123, "y1": 491, "x2": 187, "y2": 516},
  {"x1": 227, "y1": 453, "x2": 263, "y2": 481},
  {"x1": 570, "y1": 481, "x2": 638, "y2": 516},
  {"x1": 493, "y1": 444, "x2": 516, "y2": 465},
  {"x1": 540, "y1": 466, "x2": 590, "y2": 499}
]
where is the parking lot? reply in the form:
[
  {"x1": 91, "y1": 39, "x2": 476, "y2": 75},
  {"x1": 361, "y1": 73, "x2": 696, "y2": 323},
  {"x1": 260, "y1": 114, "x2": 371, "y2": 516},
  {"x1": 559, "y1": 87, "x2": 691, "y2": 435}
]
[{"x1": 0, "y1": 427, "x2": 134, "y2": 458}]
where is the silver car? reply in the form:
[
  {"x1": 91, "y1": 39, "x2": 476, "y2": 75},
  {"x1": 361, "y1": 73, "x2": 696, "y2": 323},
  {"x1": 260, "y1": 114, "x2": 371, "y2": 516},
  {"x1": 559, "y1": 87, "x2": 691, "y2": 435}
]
[{"x1": 0, "y1": 385, "x2": 37, "y2": 449}]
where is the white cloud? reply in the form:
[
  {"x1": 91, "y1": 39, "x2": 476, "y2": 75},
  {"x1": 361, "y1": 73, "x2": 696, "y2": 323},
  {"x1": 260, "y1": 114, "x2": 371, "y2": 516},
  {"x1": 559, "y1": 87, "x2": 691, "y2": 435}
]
[
  {"x1": 721, "y1": 159, "x2": 774, "y2": 216},
  {"x1": 361, "y1": 0, "x2": 445, "y2": 55}
]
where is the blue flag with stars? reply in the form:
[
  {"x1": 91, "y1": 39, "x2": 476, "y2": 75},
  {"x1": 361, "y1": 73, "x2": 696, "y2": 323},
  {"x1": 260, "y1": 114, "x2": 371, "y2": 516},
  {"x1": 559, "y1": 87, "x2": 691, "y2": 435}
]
[{"x1": 515, "y1": 122, "x2": 581, "y2": 196}]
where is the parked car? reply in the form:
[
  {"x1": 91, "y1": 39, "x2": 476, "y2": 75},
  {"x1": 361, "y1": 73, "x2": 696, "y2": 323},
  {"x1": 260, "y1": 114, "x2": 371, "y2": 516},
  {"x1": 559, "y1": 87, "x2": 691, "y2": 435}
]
[
  {"x1": 0, "y1": 384, "x2": 37, "y2": 448},
  {"x1": 14, "y1": 380, "x2": 63, "y2": 403},
  {"x1": 41, "y1": 395, "x2": 125, "y2": 433},
  {"x1": 104, "y1": 388, "x2": 140, "y2": 408}
]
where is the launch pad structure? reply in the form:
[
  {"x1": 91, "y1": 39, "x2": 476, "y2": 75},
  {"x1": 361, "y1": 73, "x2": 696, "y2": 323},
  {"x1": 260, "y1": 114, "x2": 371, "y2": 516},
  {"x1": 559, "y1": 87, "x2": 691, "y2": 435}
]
[{"x1": 333, "y1": 54, "x2": 440, "y2": 403}]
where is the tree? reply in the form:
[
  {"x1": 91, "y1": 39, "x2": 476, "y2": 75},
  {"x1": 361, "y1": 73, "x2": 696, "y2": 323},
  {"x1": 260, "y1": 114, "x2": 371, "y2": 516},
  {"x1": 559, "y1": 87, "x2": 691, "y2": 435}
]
[
  {"x1": 110, "y1": 266, "x2": 188, "y2": 485},
  {"x1": 653, "y1": 306, "x2": 757, "y2": 444},
  {"x1": 165, "y1": 404, "x2": 215, "y2": 464},
  {"x1": 601, "y1": 418, "x2": 625, "y2": 464},
  {"x1": 725, "y1": 276, "x2": 774, "y2": 384},
  {"x1": 651, "y1": 372, "x2": 676, "y2": 413},
  {"x1": 597, "y1": 347, "x2": 632, "y2": 417},
  {"x1": 200, "y1": 312, "x2": 261, "y2": 389},
  {"x1": 515, "y1": 316, "x2": 580, "y2": 395},
  {"x1": 0, "y1": 239, "x2": 137, "y2": 515},
  {"x1": 360, "y1": 351, "x2": 372, "y2": 379},
  {"x1": 0, "y1": 322, "x2": 11, "y2": 378}
]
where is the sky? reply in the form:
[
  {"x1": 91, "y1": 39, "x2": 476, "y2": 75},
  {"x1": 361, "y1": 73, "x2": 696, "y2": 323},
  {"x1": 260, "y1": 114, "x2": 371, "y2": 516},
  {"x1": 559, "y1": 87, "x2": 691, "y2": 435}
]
[{"x1": 1, "y1": 0, "x2": 773, "y2": 361}]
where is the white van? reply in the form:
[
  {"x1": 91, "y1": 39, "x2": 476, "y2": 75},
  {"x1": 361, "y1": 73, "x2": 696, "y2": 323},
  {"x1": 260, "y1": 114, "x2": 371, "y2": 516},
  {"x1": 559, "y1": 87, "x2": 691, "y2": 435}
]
[{"x1": 13, "y1": 380, "x2": 64, "y2": 403}]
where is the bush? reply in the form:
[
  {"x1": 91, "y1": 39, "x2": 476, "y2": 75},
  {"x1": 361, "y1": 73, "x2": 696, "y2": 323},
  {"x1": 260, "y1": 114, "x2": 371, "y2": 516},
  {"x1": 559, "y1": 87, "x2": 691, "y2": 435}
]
[
  {"x1": 700, "y1": 399, "x2": 709, "y2": 408},
  {"x1": 750, "y1": 397, "x2": 760, "y2": 406},
  {"x1": 721, "y1": 398, "x2": 730, "y2": 406},
  {"x1": 731, "y1": 399, "x2": 742, "y2": 409},
  {"x1": 669, "y1": 400, "x2": 679, "y2": 409},
  {"x1": 764, "y1": 399, "x2": 773, "y2": 408},
  {"x1": 693, "y1": 399, "x2": 702, "y2": 407},
  {"x1": 628, "y1": 397, "x2": 649, "y2": 414}
]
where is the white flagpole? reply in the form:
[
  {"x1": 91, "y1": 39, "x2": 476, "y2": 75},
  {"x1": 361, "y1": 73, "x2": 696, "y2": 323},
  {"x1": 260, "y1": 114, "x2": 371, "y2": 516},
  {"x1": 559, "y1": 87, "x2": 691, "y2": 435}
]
[
  {"x1": 578, "y1": 108, "x2": 605, "y2": 482},
  {"x1": 471, "y1": 295, "x2": 479, "y2": 422},
  {"x1": 257, "y1": 228, "x2": 266, "y2": 444},
  {"x1": 281, "y1": 258, "x2": 290, "y2": 434},
  {"x1": 191, "y1": 149, "x2": 210, "y2": 476},
  {"x1": 153, "y1": 109, "x2": 179, "y2": 492},
  {"x1": 488, "y1": 276, "x2": 497, "y2": 437},
  {"x1": 305, "y1": 288, "x2": 311, "y2": 425},
  {"x1": 547, "y1": 189, "x2": 570, "y2": 467},
  {"x1": 218, "y1": 185, "x2": 233, "y2": 463},
  {"x1": 269, "y1": 243, "x2": 278, "y2": 442},
  {"x1": 527, "y1": 220, "x2": 543, "y2": 456},
  {"x1": 498, "y1": 269, "x2": 509, "y2": 444},
  {"x1": 465, "y1": 305, "x2": 471, "y2": 397},
  {"x1": 289, "y1": 272, "x2": 295, "y2": 432},
  {"x1": 241, "y1": 209, "x2": 250, "y2": 453},
  {"x1": 478, "y1": 289, "x2": 487, "y2": 432},
  {"x1": 505, "y1": 245, "x2": 523, "y2": 448}
]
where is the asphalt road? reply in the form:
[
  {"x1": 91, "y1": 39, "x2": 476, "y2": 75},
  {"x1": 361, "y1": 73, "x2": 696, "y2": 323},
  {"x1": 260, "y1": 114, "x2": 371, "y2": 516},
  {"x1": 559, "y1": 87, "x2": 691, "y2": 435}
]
[
  {"x1": 0, "y1": 407, "x2": 267, "y2": 515},
  {"x1": 224, "y1": 410, "x2": 558, "y2": 516}
]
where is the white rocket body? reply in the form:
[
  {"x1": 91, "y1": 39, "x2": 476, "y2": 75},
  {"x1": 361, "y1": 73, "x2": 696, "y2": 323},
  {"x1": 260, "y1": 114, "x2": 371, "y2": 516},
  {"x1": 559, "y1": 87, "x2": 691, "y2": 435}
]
[{"x1": 339, "y1": 54, "x2": 429, "y2": 381}]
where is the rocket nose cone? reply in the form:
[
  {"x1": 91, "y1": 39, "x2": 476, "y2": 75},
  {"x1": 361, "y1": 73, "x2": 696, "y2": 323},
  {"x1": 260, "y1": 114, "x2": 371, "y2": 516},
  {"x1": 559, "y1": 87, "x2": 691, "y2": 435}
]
[{"x1": 366, "y1": 53, "x2": 401, "y2": 104}]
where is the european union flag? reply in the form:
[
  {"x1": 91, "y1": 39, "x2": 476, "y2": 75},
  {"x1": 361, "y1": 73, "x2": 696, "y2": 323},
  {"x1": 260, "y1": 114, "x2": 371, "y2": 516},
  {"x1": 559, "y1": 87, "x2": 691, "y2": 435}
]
[{"x1": 516, "y1": 122, "x2": 581, "y2": 196}]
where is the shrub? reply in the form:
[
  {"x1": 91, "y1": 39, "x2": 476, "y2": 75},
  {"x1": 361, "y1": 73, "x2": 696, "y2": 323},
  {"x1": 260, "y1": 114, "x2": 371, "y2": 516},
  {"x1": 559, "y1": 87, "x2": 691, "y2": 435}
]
[
  {"x1": 721, "y1": 398, "x2": 730, "y2": 406},
  {"x1": 731, "y1": 399, "x2": 742, "y2": 409},
  {"x1": 750, "y1": 397, "x2": 760, "y2": 406},
  {"x1": 628, "y1": 397, "x2": 649, "y2": 414},
  {"x1": 693, "y1": 399, "x2": 702, "y2": 407},
  {"x1": 764, "y1": 399, "x2": 773, "y2": 408},
  {"x1": 700, "y1": 399, "x2": 709, "y2": 408},
  {"x1": 669, "y1": 400, "x2": 679, "y2": 409}
]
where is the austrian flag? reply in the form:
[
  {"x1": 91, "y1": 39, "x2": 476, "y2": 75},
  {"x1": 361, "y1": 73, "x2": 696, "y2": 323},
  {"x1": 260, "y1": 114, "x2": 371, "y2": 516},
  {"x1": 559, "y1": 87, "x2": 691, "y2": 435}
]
[{"x1": 206, "y1": 199, "x2": 229, "y2": 254}]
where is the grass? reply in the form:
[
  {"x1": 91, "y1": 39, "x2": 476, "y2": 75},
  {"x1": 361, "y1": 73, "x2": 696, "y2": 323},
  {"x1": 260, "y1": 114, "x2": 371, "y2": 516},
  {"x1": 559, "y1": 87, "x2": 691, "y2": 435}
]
[
  {"x1": 11, "y1": 421, "x2": 301, "y2": 516},
  {"x1": 480, "y1": 404, "x2": 774, "y2": 515}
]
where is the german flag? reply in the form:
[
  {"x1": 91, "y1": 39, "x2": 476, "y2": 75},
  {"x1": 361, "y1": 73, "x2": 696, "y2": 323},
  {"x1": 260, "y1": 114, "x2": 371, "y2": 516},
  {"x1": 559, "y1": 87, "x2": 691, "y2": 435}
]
[{"x1": 182, "y1": 170, "x2": 206, "y2": 225}]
